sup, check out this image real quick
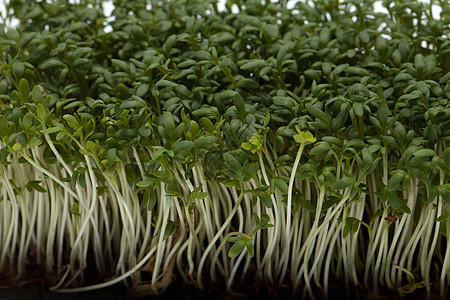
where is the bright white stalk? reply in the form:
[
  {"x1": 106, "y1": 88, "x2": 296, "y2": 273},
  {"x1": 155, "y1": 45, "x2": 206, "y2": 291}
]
[
  {"x1": 298, "y1": 186, "x2": 326, "y2": 298},
  {"x1": 17, "y1": 188, "x2": 29, "y2": 276},
  {"x1": 196, "y1": 185, "x2": 245, "y2": 290},
  {"x1": 385, "y1": 187, "x2": 415, "y2": 288},
  {"x1": 182, "y1": 204, "x2": 198, "y2": 279},
  {"x1": 104, "y1": 175, "x2": 135, "y2": 272},
  {"x1": 69, "y1": 157, "x2": 102, "y2": 277},
  {"x1": 0, "y1": 167, "x2": 17, "y2": 272},
  {"x1": 54, "y1": 242, "x2": 159, "y2": 293},
  {"x1": 290, "y1": 181, "x2": 310, "y2": 278},
  {"x1": 373, "y1": 224, "x2": 389, "y2": 292},
  {"x1": 256, "y1": 151, "x2": 281, "y2": 282},
  {"x1": 308, "y1": 213, "x2": 340, "y2": 289},
  {"x1": 6, "y1": 161, "x2": 21, "y2": 264},
  {"x1": 117, "y1": 165, "x2": 137, "y2": 270},
  {"x1": 441, "y1": 218, "x2": 450, "y2": 298},
  {"x1": 397, "y1": 204, "x2": 430, "y2": 284},
  {"x1": 45, "y1": 178, "x2": 58, "y2": 273},
  {"x1": 324, "y1": 220, "x2": 343, "y2": 296},
  {"x1": 341, "y1": 205, "x2": 351, "y2": 294},
  {"x1": 292, "y1": 191, "x2": 352, "y2": 293},
  {"x1": 210, "y1": 231, "x2": 251, "y2": 279},
  {"x1": 21, "y1": 151, "x2": 79, "y2": 200},
  {"x1": 151, "y1": 182, "x2": 171, "y2": 291},
  {"x1": 290, "y1": 208, "x2": 305, "y2": 280},
  {"x1": 171, "y1": 168, "x2": 201, "y2": 279},
  {"x1": 85, "y1": 157, "x2": 105, "y2": 273},
  {"x1": 227, "y1": 246, "x2": 247, "y2": 290},
  {"x1": 8, "y1": 152, "x2": 29, "y2": 275},
  {"x1": 225, "y1": 187, "x2": 250, "y2": 284},
  {"x1": 426, "y1": 197, "x2": 441, "y2": 292},
  {"x1": 164, "y1": 196, "x2": 186, "y2": 273},
  {"x1": 349, "y1": 196, "x2": 365, "y2": 286},
  {"x1": 57, "y1": 187, "x2": 70, "y2": 275},
  {"x1": 279, "y1": 142, "x2": 306, "y2": 285}
]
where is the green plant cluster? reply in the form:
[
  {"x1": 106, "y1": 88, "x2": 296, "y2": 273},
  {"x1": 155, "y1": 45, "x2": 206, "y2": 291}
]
[{"x1": 0, "y1": 0, "x2": 449, "y2": 298}]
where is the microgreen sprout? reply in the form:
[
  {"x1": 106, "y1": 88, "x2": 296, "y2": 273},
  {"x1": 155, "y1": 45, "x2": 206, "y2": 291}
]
[{"x1": 0, "y1": 0, "x2": 449, "y2": 299}]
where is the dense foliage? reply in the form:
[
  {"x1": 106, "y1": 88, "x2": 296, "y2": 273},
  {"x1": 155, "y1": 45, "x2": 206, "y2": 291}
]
[{"x1": 0, "y1": 0, "x2": 449, "y2": 298}]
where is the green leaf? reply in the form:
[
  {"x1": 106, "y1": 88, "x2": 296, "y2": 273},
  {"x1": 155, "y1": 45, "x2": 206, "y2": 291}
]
[
  {"x1": 444, "y1": 148, "x2": 450, "y2": 169},
  {"x1": 306, "y1": 103, "x2": 329, "y2": 123},
  {"x1": 39, "y1": 59, "x2": 66, "y2": 69},
  {"x1": 438, "y1": 184, "x2": 450, "y2": 206},
  {"x1": 12, "y1": 142, "x2": 22, "y2": 152},
  {"x1": 331, "y1": 176, "x2": 354, "y2": 191},
  {"x1": 293, "y1": 128, "x2": 316, "y2": 145},
  {"x1": 240, "y1": 59, "x2": 268, "y2": 70},
  {"x1": 63, "y1": 115, "x2": 79, "y2": 130},
  {"x1": 172, "y1": 140, "x2": 194, "y2": 153},
  {"x1": 137, "y1": 179, "x2": 153, "y2": 188},
  {"x1": 0, "y1": 115, "x2": 9, "y2": 136},
  {"x1": 256, "y1": 191, "x2": 272, "y2": 208},
  {"x1": 353, "y1": 103, "x2": 364, "y2": 117},
  {"x1": 246, "y1": 240, "x2": 254, "y2": 257},
  {"x1": 414, "y1": 149, "x2": 436, "y2": 157},
  {"x1": 36, "y1": 104, "x2": 46, "y2": 121},
  {"x1": 26, "y1": 180, "x2": 47, "y2": 193},
  {"x1": 156, "y1": 79, "x2": 178, "y2": 88},
  {"x1": 386, "y1": 189, "x2": 399, "y2": 209},
  {"x1": 387, "y1": 172, "x2": 406, "y2": 191},
  {"x1": 273, "y1": 177, "x2": 288, "y2": 194},
  {"x1": 224, "y1": 153, "x2": 242, "y2": 176},
  {"x1": 189, "y1": 191, "x2": 208, "y2": 203},
  {"x1": 136, "y1": 84, "x2": 150, "y2": 97},
  {"x1": 106, "y1": 148, "x2": 116, "y2": 166},
  {"x1": 19, "y1": 78, "x2": 30, "y2": 98},
  {"x1": 41, "y1": 127, "x2": 63, "y2": 134},
  {"x1": 377, "y1": 103, "x2": 390, "y2": 126},
  {"x1": 70, "y1": 202, "x2": 80, "y2": 217},
  {"x1": 343, "y1": 217, "x2": 361, "y2": 238},
  {"x1": 263, "y1": 24, "x2": 278, "y2": 39},
  {"x1": 143, "y1": 189, "x2": 157, "y2": 211},
  {"x1": 228, "y1": 238, "x2": 246, "y2": 258},
  {"x1": 116, "y1": 128, "x2": 138, "y2": 139}
]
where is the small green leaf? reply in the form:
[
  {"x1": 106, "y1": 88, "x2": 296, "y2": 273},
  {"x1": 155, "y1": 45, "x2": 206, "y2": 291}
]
[
  {"x1": 63, "y1": 115, "x2": 79, "y2": 130},
  {"x1": 26, "y1": 180, "x2": 47, "y2": 193},
  {"x1": 228, "y1": 238, "x2": 246, "y2": 258},
  {"x1": 12, "y1": 142, "x2": 22, "y2": 152},
  {"x1": 343, "y1": 217, "x2": 361, "y2": 238},
  {"x1": 156, "y1": 79, "x2": 178, "y2": 88},
  {"x1": 19, "y1": 78, "x2": 30, "y2": 98},
  {"x1": 137, "y1": 179, "x2": 153, "y2": 188},
  {"x1": 444, "y1": 148, "x2": 450, "y2": 169},
  {"x1": 246, "y1": 240, "x2": 254, "y2": 257},
  {"x1": 256, "y1": 191, "x2": 272, "y2": 208},
  {"x1": 331, "y1": 176, "x2": 354, "y2": 191},
  {"x1": 189, "y1": 191, "x2": 208, "y2": 203},
  {"x1": 414, "y1": 149, "x2": 436, "y2": 157},
  {"x1": 70, "y1": 202, "x2": 80, "y2": 217},
  {"x1": 39, "y1": 59, "x2": 66, "y2": 69},
  {"x1": 438, "y1": 184, "x2": 450, "y2": 206},
  {"x1": 386, "y1": 189, "x2": 400, "y2": 209},
  {"x1": 106, "y1": 148, "x2": 117, "y2": 166},
  {"x1": 224, "y1": 153, "x2": 242, "y2": 176},
  {"x1": 143, "y1": 189, "x2": 157, "y2": 211},
  {"x1": 41, "y1": 127, "x2": 63, "y2": 134},
  {"x1": 387, "y1": 172, "x2": 406, "y2": 191},
  {"x1": 36, "y1": 104, "x2": 46, "y2": 121},
  {"x1": 293, "y1": 128, "x2": 316, "y2": 145},
  {"x1": 240, "y1": 59, "x2": 268, "y2": 70},
  {"x1": 136, "y1": 84, "x2": 150, "y2": 97}
]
